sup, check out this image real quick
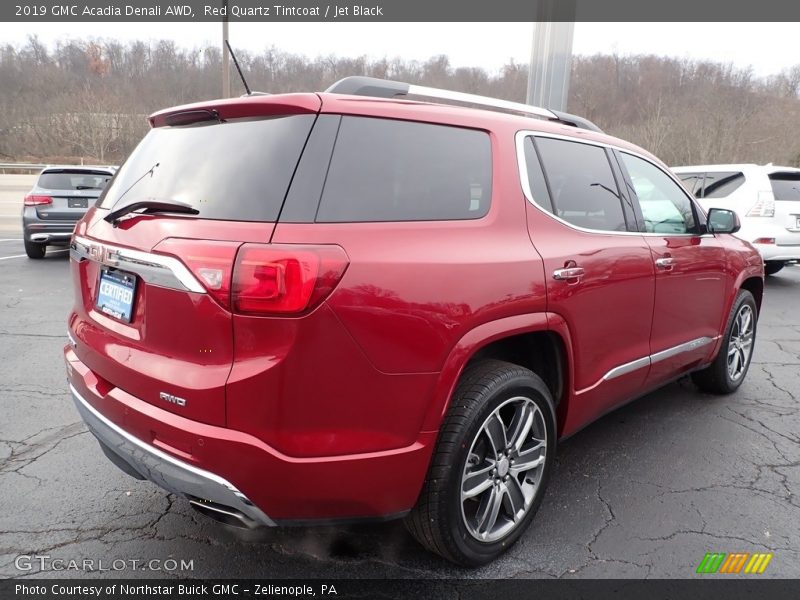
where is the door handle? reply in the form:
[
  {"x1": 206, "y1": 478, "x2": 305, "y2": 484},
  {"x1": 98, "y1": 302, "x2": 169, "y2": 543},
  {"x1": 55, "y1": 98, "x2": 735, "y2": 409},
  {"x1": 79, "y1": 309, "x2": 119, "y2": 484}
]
[
  {"x1": 655, "y1": 257, "x2": 675, "y2": 270},
  {"x1": 553, "y1": 267, "x2": 585, "y2": 281}
]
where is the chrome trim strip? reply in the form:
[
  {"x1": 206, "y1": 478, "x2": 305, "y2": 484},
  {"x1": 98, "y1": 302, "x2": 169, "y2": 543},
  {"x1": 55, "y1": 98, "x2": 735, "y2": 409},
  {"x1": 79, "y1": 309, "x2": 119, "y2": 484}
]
[
  {"x1": 603, "y1": 357, "x2": 650, "y2": 381},
  {"x1": 408, "y1": 84, "x2": 558, "y2": 120},
  {"x1": 70, "y1": 235, "x2": 205, "y2": 293},
  {"x1": 70, "y1": 383, "x2": 275, "y2": 527},
  {"x1": 66, "y1": 329, "x2": 77, "y2": 348},
  {"x1": 31, "y1": 232, "x2": 73, "y2": 242},
  {"x1": 515, "y1": 130, "x2": 704, "y2": 238},
  {"x1": 650, "y1": 336, "x2": 715, "y2": 365},
  {"x1": 603, "y1": 336, "x2": 716, "y2": 381}
]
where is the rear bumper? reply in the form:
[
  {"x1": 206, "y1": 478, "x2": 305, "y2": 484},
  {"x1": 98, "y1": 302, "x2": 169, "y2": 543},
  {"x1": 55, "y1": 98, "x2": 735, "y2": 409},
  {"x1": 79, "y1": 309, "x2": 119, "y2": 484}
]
[
  {"x1": 70, "y1": 383, "x2": 276, "y2": 527},
  {"x1": 752, "y1": 243, "x2": 800, "y2": 262},
  {"x1": 65, "y1": 345, "x2": 435, "y2": 523},
  {"x1": 22, "y1": 211, "x2": 78, "y2": 243},
  {"x1": 740, "y1": 223, "x2": 800, "y2": 261}
]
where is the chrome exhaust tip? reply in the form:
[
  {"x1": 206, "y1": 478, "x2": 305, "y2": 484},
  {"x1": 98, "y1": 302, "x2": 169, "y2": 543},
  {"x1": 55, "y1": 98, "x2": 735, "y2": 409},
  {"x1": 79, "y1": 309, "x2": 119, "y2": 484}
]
[{"x1": 188, "y1": 498, "x2": 260, "y2": 529}]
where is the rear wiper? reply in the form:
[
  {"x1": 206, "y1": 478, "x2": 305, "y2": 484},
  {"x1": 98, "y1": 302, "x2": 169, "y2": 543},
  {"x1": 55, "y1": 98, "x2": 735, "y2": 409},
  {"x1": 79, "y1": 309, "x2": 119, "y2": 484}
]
[
  {"x1": 104, "y1": 198, "x2": 199, "y2": 226},
  {"x1": 75, "y1": 185, "x2": 101, "y2": 190}
]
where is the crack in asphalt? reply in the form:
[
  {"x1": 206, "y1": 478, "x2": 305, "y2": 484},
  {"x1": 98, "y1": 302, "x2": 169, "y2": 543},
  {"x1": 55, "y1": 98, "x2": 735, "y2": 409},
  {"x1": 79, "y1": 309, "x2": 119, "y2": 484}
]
[
  {"x1": 0, "y1": 331, "x2": 67, "y2": 339},
  {"x1": 0, "y1": 422, "x2": 87, "y2": 484},
  {"x1": 0, "y1": 385, "x2": 71, "y2": 399}
]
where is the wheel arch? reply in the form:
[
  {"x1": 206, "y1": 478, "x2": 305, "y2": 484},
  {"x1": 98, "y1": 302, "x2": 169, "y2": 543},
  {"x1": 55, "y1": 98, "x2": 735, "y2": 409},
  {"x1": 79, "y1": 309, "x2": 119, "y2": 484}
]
[
  {"x1": 739, "y1": 275, "x2": 764, "y2": 315},
  {"x1": 421, "y1": 313, "x2": 574, "y2": 437}
]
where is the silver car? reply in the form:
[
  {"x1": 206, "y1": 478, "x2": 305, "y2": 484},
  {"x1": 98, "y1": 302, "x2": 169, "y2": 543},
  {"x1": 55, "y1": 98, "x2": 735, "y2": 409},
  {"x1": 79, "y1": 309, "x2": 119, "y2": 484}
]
[{"x1": 22, "y1": 166, "x2": 116, "y2": 258}]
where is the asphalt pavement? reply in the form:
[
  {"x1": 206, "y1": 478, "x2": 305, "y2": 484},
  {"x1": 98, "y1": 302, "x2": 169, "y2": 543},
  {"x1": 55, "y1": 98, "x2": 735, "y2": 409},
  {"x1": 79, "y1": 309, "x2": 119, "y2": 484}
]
[{"x1": 0, "y1": 187, "x2": 798, "y2": 579}]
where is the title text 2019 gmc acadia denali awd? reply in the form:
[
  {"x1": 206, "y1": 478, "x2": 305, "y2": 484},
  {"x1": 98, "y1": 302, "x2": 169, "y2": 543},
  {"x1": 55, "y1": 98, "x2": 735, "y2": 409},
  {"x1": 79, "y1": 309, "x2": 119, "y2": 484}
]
[{"x1": 65, "y1": 77, "x2": 764, "y2": 566}]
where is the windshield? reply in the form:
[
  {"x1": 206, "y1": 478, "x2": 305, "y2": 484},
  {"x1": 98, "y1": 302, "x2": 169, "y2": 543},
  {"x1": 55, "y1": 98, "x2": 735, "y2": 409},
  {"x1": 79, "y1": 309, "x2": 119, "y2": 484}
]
[{"x1": 98, "y1": 115, "x2": 316, "y2": 221}]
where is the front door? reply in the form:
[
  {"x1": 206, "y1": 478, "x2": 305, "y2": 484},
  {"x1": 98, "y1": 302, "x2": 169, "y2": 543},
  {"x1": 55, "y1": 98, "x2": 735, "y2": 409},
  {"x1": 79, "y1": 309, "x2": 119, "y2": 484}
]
[{"x1": 617, "y1": 151, "x2": 728, "y2": 386}]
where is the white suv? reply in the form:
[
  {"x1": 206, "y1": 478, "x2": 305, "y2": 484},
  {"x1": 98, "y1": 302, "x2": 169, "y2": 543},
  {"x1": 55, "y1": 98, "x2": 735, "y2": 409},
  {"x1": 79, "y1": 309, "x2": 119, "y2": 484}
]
[{"x1": 672, "y1": 164, "x2": 800, "y2": 275}]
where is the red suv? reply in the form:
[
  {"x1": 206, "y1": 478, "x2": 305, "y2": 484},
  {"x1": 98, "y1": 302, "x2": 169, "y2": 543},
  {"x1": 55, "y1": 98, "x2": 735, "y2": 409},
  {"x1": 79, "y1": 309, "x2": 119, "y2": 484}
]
[{"x1": 65, "y1": 77, "x2": 764, "y2": 566}]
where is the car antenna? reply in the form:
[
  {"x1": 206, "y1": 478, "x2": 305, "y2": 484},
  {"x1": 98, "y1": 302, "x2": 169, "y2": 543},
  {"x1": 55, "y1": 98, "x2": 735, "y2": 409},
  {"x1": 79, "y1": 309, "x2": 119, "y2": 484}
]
[{"x1": 225, "y1": 40, "x2": 252, "y2": 96}]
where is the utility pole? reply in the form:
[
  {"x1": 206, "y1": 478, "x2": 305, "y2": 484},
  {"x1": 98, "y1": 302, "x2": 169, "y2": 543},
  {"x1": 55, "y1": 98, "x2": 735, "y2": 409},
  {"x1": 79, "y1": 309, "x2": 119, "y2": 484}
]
[
  {"x1": 526, "y1": 0, "x2": 575, "y2": 111},
  {"x1": 222, "y1": 0, "x2": 231, "y2": 98}
]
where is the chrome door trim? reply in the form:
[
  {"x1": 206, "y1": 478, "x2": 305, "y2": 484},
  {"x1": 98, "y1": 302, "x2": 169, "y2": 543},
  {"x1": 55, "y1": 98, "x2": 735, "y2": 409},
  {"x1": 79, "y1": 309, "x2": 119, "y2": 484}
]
[
  {"x1": 70, "y1": 235, "x2": 205, "y2": 293},
  {"x1": 602, "y1": 336, "x2": 717, "y2": 382},
  {"x1": 650, "y1": 336, "x2": 716, "y2": 365},
  {"x1": 603, "y1": 356, "x2": 651, "y2": 381}
]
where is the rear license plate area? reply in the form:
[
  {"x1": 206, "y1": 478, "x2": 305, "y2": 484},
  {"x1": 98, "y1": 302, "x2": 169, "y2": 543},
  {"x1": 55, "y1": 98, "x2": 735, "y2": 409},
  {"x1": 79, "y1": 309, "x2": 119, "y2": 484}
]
[
  {"x1": 68, "y1": 198, "x2": 89, "y2": 208},
  {"x1": 96, "y1": 268, "x2": 137, "y2": 323}
]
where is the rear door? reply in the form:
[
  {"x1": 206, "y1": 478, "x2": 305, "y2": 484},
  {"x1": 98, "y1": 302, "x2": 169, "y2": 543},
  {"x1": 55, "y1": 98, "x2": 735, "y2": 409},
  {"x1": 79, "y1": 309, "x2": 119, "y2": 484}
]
[
  {"x1": 69, "y1": 99, "x2": 320, "y2": 426},
  {"x1": 617, "y1": 152, "x2": 728, "y2": 386},
  {"x1": 520, "y1": 134, "x2": 656, "y2": 433}
]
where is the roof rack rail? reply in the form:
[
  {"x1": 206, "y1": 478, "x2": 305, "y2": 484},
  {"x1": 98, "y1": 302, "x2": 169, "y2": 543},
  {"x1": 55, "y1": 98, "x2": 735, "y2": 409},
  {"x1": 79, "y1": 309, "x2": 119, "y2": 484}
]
[{"x1": 324, "y1": 76, "x2": 603, "y2": 133}]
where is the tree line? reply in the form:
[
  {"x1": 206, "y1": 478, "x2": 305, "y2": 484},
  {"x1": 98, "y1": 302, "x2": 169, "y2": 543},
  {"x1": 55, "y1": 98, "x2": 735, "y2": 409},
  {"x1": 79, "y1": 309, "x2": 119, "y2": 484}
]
[{"x1": 1, "y1": 36, "x2": 799, "y2": 167}]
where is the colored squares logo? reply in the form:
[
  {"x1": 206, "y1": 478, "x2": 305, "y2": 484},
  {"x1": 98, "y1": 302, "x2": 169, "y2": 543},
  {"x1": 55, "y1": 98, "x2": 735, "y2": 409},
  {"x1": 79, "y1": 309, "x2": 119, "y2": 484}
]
[{"x1": 697, "y1": 552, "x2": 773, "y2": 574}]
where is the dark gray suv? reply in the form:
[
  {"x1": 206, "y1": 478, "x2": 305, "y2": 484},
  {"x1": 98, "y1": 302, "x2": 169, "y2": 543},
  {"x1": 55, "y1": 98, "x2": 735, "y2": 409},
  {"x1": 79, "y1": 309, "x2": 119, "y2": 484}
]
[{"x1": 22, "y1": 166, "x2": 116, "y2": 258}]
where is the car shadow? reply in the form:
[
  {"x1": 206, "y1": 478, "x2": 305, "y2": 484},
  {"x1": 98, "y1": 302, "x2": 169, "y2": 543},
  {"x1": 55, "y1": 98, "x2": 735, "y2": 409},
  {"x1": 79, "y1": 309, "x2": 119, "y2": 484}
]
[{"x1": 182, "y1": 377, "x2": 715, "y2": 576}]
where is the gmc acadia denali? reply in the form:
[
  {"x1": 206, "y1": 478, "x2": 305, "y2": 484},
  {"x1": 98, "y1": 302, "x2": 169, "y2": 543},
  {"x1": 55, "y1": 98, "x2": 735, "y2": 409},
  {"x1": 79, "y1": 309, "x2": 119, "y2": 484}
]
[{"x1": 65, "y1": 77, "x2": 764, "y2": 566}]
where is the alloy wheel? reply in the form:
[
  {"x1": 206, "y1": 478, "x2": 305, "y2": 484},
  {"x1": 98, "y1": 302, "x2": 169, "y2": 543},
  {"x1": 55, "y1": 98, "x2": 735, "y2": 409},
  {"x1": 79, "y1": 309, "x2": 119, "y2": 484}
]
[
  {"x1": 727, "y1": 304, "x2": 754, "y2": 382},
  {"x1": 460, "y1": 396, "x2": 548, "y2": 543}
]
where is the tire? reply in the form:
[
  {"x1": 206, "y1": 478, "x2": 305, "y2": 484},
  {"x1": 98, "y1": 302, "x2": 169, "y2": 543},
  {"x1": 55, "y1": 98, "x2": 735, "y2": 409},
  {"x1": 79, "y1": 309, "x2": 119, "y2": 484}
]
[
  {"x1": 24, "y1": 239, "x2": 46, "y2": 259},
  {"x1": 404, "y1": 359, "x2": 556, "y2": 566},
  {"x1": 691, "y1": 289, "x2": 757, "y2": 394},
  {"x1": 764, "y1": 261, "x2": 785, "y2": 276}
]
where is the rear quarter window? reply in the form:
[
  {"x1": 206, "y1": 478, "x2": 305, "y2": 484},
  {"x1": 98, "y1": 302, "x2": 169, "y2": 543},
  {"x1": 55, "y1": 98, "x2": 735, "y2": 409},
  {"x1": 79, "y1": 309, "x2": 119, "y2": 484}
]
[{"x1": 315, "y1": 116, "x2": 492, "y2": 222}]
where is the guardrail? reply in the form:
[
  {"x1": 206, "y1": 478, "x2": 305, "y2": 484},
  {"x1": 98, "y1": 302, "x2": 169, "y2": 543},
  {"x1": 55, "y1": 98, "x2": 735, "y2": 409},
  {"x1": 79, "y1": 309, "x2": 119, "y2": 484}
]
[{"x1": 0, "y1": 163, "x2": 46, "y2": 174}]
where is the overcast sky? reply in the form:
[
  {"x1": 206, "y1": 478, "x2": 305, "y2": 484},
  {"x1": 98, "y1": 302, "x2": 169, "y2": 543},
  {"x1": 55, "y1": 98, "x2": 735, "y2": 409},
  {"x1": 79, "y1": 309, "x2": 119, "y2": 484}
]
[{"x1": 1, "y1": 22, "x2": 796, "y2": 77}]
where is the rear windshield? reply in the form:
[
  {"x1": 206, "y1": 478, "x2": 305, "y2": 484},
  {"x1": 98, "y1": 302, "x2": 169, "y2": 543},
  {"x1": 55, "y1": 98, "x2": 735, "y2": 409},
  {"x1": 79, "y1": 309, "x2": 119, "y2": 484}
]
[
  {"x1": 769, "y1": 172, "x2": 800, "y2": 200},
  {"x1": 98, "y1": 115, "x2": 315, "y2": 221},
  {"x1": 39, "y1": 170, "x2": 113, "y2": 191},
  {"x1": 315, "y1": 116, "x2": 492, "y2": 222}
]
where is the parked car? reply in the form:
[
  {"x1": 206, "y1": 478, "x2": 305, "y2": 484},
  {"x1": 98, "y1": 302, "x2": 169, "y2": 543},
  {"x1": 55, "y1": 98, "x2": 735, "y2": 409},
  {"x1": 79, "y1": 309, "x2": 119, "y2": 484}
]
[
  {"x1": 672, "y1": 164, "x2": 800, "y2": 275},
  {"x1": 22, "y1": 165, "x2": 116, "y2": 258},
  {"x1": 64, "y1": 78, "x2": 764, "y2": 566}
]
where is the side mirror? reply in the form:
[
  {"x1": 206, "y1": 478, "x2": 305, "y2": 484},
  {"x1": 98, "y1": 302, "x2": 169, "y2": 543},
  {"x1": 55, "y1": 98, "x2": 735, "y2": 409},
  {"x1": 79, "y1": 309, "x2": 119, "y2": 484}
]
[{"x1": 707, "y1": 208, "x2": 741, "y2": 234}]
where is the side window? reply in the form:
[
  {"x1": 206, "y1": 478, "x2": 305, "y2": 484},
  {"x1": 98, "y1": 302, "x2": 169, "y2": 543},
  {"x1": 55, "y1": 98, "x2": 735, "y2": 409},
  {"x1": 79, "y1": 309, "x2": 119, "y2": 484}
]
[
  {"x1": 534, "y1": 137, "x2": 628, "y2": 232},
  {"x1": 677, "y1": 172, "x2": 705, "y2": 198},
  {"x1": 676, "y1": 171, "x2": 746, "y2": 199},
  {"x1": 316, "y1": 116, "x2": 492, "y2": 222},
  {"x1": 522, "y1": 137, "x2": 553, "y2": 213},
  {"x1": 621, "y1": 153, "x2": 698, "y2": 234},
  {"x1": 703, "y1": 171, "x2": 746, "y2": 198}
]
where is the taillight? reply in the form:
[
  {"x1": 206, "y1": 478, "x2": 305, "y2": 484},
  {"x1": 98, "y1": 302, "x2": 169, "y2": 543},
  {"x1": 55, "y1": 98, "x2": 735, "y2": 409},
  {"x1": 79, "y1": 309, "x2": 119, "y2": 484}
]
[
  {"x1": 753, "y1": 237, "x2": 776, "y2": 245},
  {"x1": 153, "y1": 238, "x2": 241, "y2": 309},
  {"x1": 152, "y1": 239, "x2": 349, "y2": 316},
  {"x1": 232, "y1": 244, "x2": 349, "y2": 315},
  {"x1": 24, "y1": 194, "x2": 53, "y2": 206},
  {"x1": 747, "y1": 193, "x2": 775, "y2": 217}
]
